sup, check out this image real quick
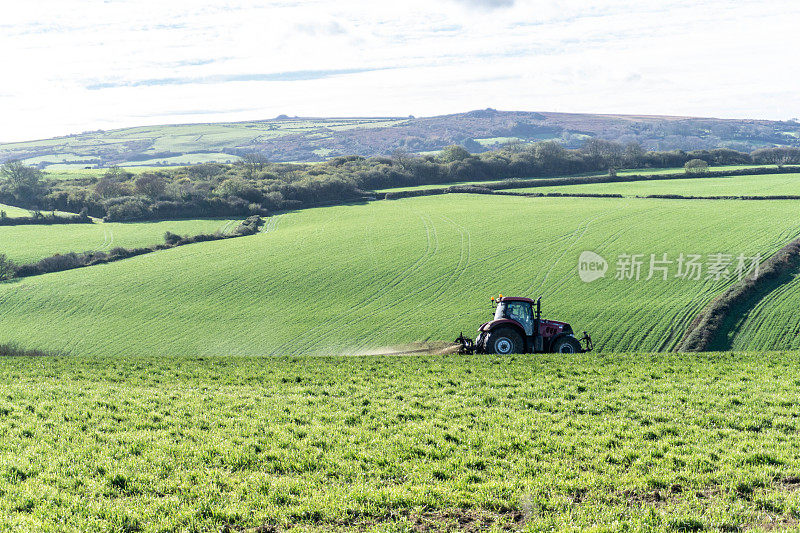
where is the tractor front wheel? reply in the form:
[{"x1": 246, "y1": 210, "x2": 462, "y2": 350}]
[
  {"x1": 552, "y1": 336, "x2": 581, "y2": 354},
  {"x1": 485, "y1": 328, "x2": 523, "y2": 355}
]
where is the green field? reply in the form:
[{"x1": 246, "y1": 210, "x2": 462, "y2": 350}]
[
  {"x1": 1, "y1": 353, "x2": 799, "y2": 531},
  {"x1": 507, "y1": 173, "x2": 800, "y2": 197},
  {"x1": 0, "y1": 203, "x2": 33, "y2": 218},
  {"x1": 373, "y1": 166, "x2": 777, "y2": 193},
  {"x1": 42, "y1": 166, "x2": 171, "y2": 181},
  {"x1": 616, "y1": 165, "x2": 767, "y2": 176},
  {"x1": 0, "y1": 218, "x2": 240, "y2": 263},
  {"x1": 2, "y1": 194, "x2": 799, "y2": 356},
  {"x1": 730, "y1": 272, "x2": 800, "y2": 352},
  {"x1": 373, "y1": 180, "x2": 510, "y2": 193}
]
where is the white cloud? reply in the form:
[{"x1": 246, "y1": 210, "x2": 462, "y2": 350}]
[{"x1": 0, "y1": 0, "x2": 798, "y2": 141}]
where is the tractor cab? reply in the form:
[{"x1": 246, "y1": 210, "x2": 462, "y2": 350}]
[
  {"x1": 455, "y1": 295, "x2": 592, "y2": 355},
  {"x1": 494, "y1": 298, "x2": 535, "y2": 335}
]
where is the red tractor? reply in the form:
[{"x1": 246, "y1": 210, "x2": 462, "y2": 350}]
[{"x1": 456, "y1": 296, "x2": 592, "y2": 354}]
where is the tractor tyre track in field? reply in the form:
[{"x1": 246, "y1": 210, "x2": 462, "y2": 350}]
[
  {"x1": 268, "y1": 211, "x2": 439, "y2": 355},
  {"x1": 281, "y1": 211, "x2": 439, "y2": 355},
  {"x1": 353, "y1": 211, "x2": 472, "y2": 352},
  {"x1": 524, "y1": 208, "x2": 617, "y2": 296},
  {"x1": 321, "y1": 210, "x2": 446, "y2": 354}
]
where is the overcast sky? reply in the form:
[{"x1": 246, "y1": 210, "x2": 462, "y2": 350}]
[{"x1": 2, "y1": 0, "x2": 798, "y2": 142}]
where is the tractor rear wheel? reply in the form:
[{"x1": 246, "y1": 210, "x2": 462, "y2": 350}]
[
  {"x1": 552, "y1": 336, "x2": 581, "y2": 354},
  {"x1": 485, "y1": 328, "x2": 523, "y2": 355}
]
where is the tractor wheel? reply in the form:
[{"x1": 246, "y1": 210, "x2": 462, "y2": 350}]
[
  {"x1": 552, "y1": 335, "x2": 581, "y2": 354},
  {"x1": 485, "y1": 328, "x2": 523, "y2": 355}
]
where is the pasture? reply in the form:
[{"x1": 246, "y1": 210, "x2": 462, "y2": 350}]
[
  {"x1": 0, "y1": 203, "x2": 33, "y2": 218},
  {"x1": 0, "y1": 353, "x2": 798, "y2": 531},
  {"x1": 1, "y1": 194, "x2": 800, "y2": 356},
  {"x1": 42, "y1": 166, "x2": 169, "y2": 181},
  {"x1": 506, "y1": 173, "x2": 800, "y2": 197},
  {"x1": 0, "y1": 218, "x2": 239, "y2": 263}
]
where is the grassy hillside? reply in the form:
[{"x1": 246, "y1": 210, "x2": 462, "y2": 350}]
[
  {"x1": 0, "y1": 218, "x2": 239, "y2": 263},
  {"x1": 730, "y1": 272, "x2": 800, "y2": 351},
  {"x1": 1, "y1": 194, "x2": 799, "y2": 356},
  {"x1": 1, "y1": 353, "x2": 799, "y2": 531},
  {"x1": 507, "y1": 172, "x2": 800, "y2": 197},
  {"x1": 3, "y1": 111, "x2": 799, "y2": 167},
  {"x1": 0, "y1": 203, "x2": 32, "y2": 218}
]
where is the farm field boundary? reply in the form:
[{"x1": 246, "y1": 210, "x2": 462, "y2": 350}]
[
  {"x1": 679, "y1": 237, "x2": 800, "y2": 352},
  {"x1": 7, "y1": 216, "x2": 264, "y2": 279},
  {"x1": 0, "y1": 212, "x2": 91, "y2": 226},
  {"x1": 383, "y1": 166, "x2": 800, "y2": 200}
]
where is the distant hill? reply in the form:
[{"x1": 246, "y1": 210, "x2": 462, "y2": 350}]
[{"x1": 2, "y1": 110, "x2": 799, "y2": 168}]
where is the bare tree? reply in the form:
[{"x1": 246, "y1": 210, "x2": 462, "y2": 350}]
[
  {"x1": 623, "y1": 142, "x2": 645, "y2": 167},
  {"x1": 391, "y1": 149, "x2": 413, "y2": 170},
  {"x1": 238, "y1": 152, "x2": 269, "y2": 178}
]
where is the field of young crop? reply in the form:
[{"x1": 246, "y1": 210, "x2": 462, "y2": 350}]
[
  {"x1": 0, "y1": 218, "x2": 240, "y2": 263},
  {"x1": 1, "y1": 353, "x2": 799, "y2": 531},
  {"x1": 728, "y1": 271, "x2": 800, "y2": 352},
  {"x1": 506, "y1": 173, "x2": 800, "y2": 197},
  {"x1": 1, "y1": 194, "x2": 799, "y2": 357}
]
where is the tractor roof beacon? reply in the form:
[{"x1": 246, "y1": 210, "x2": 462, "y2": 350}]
[{"x1": 455, "y1": 296, "x2": 593, "y2": 355}]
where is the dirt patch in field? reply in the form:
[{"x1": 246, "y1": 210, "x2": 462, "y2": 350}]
[
  {"x1": 224, "y1": 508, "x2": 525, "y2": 532},
  {"x1": 622, "y1": 484, "x2": 691, "y2": 506},
  {"x1": 748, "y1": 515, "x2": 800, "y2": 532},
  {"x1": 405, "y1": 509, "x2": 525, "y2": 532}
]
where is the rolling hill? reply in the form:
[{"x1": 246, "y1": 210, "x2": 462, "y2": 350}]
[
  {"x1": 2, "y1": 192, "x2": 800, "y2": 356},
  {"x1": 2, "y1": 110, "x2": 799, "y2": 168}
]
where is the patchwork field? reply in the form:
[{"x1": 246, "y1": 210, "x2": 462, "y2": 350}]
[
  {"x1": 1, "y1": 353, "x2": 799, "y2": 532},
  {"x1": 1, "y1": 117, "x2": 408, "y2": 168},
  {"x1": 507, "y1": 173, "x2": 800, "y2": 197},
  {"x1": 1, "y1": 194, "x2": 800, "y2": 356},
  {"x1": 0, "y1": 218, "x2": 240, "y2": 263}
]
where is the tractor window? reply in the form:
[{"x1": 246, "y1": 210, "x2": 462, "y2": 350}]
[
  {"x1": 506, "y1": 302, "x2": 532, "y2": 324},
  {"x1": 497, "y1": 301, "x2": 533, "y2": 329}
]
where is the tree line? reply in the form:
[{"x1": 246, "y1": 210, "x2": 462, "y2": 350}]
[{"x1": 1, "y1": 142, "x2": 799, "y2": 222}]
